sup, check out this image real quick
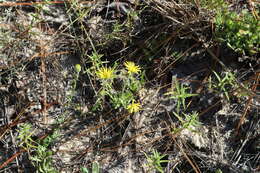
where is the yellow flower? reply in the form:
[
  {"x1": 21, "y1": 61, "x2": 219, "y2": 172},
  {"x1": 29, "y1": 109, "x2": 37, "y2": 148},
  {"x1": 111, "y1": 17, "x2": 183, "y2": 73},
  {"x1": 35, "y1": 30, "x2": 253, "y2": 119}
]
[
  {"x1": 124, "y1": 61, "x2": 141, "y2": 74},
  {"x1": 127, "y1": 101, "x2": 141, "y2": 113},
  {"x1": 96, "y1": 67, "x2": 114, "y2": 79}
]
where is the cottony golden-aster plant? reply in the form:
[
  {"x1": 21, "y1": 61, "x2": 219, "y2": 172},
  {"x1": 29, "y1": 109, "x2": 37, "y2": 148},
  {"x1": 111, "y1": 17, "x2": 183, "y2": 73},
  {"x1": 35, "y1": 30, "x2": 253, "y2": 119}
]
[
  {"x1": 127, "y1": 100, "x2": 141, "y2": 113},
  {"x1": 124, "y1": 61, "x2": 141, "y2": 74},
  {"x1": 92, "y1": 61, "x2": 143, "y2": 113},
  {"x1": 96, "y1": 67, "x2": 115, "y2": 79}
]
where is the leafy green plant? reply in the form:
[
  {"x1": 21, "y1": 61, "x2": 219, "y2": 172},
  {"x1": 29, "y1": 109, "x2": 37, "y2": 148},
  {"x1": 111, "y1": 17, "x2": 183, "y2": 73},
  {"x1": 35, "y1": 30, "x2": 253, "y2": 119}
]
[
  {"x1": 201, "y1": 0, "x2": 259, "y2": 55},
  {"x1": 30, "y1": 145, "x2": 57, "y2": 173},
  {"x1": 209, "y1": 71, "x2": 237, "y2": 101},
  {"x1": 215, "y1": 9, "x2": 259, "y2": 55},
  {"x1": 165, "y1": 78, "x2": 198, "y2": 113},
  {"x1": 17, "y1": 124, "x2": 59, "y2": 172},
  {"x1": 144, "y1": 150, "x2": 169, "y2": 173},
  {"x1": 17, "y1": 123, "x2": 37, "y2": 150},
  {"x1": 30, "y1": 130, "x2": 60, "y2": 173}
]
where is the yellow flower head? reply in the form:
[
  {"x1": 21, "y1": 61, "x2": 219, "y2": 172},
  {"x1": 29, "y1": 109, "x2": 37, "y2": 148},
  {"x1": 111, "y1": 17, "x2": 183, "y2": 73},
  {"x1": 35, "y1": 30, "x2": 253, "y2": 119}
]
[
  {"x1": 127, "y1": 101, "x2": 141, "y2": 113},
  {"x1": 96, "y1": 67, "x2": 114, "y2": 79},
  {"x1": 75, "y1": 64, "x2": 82, "y2": 73},
  {"x1": 124, "y1": 61, "x2": 141, "y2": 74}
]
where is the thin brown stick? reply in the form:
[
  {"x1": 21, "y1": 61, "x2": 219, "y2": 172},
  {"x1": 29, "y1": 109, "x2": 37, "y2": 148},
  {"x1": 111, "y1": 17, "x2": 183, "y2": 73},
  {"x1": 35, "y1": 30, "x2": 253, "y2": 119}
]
[
  {"x1": 174, "y1": 138, "x2": 201, "y2": 173},
  {"x1": 236, "y1": 72, "x2": 259, "y2": 135},
  {"x1": 0, "y1": 149, "x2": 26, "y2": 170}
]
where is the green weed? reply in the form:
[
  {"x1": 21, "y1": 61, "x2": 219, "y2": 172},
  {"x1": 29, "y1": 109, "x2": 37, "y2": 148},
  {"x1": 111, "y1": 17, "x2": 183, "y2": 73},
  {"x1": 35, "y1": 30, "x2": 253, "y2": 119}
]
[
  {"x1": 172, "y1": 111, "x2": 202, "y2": 133},
  {"x1": 144, "y1": 150, "x2": 169, "y2": 173},
  {"x1": 209, "y1": 71, "x2": 237, "y2": 101},
  {"x1": 165, "y1": 77, "x2": 198, "y2": 113}
]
